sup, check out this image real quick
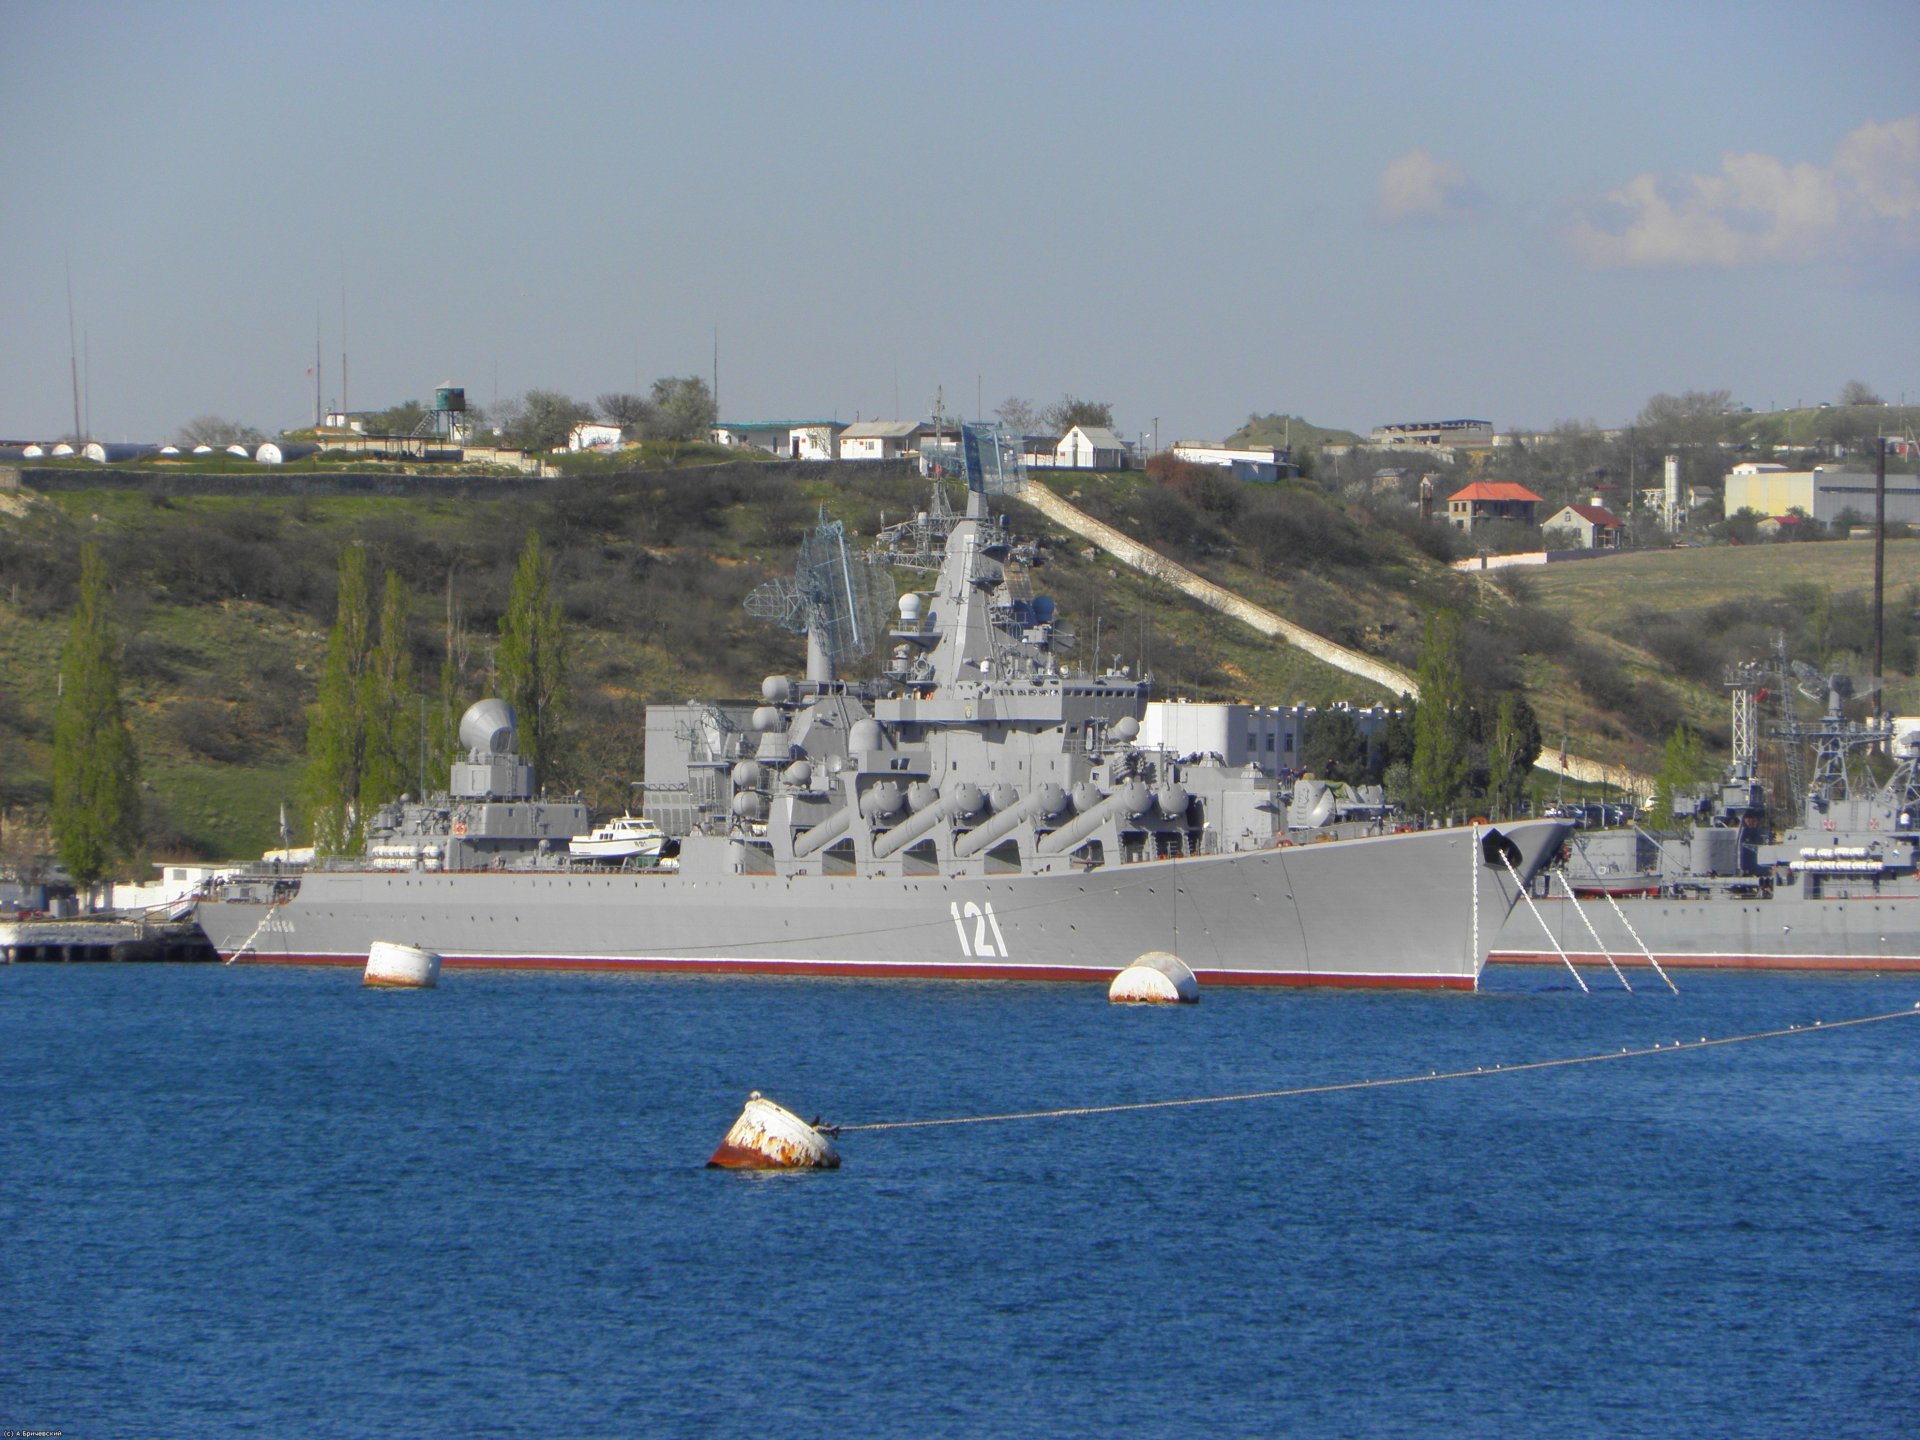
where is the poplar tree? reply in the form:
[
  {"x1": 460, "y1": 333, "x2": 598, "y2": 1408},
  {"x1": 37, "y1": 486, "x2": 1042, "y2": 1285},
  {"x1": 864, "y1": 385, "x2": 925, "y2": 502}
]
[
  {"x1": 429, "y1": 567, "x2": 470, "y2": 773},
  {"x1": 1412, "y1": 610, "x2": 1470, "y2": 818},
  {"x1": 497, "y1": 530, "x2": 568, "y2": 777},
  {"x1": 1484, "y1": 692, "x2": 1541, "y2": 819},
  {"x1": 52, "y1": 543, "x2": 142, "y2": 893},
  {"x1": 359, "y1": 570, "x2": 419, "y2": 813},
  {"x1": 1653, "y1": 721, "x2": 1710, "y2": 828},
  {"x1": 303, "y1": 544, "x2": 372, "y2": 855}
]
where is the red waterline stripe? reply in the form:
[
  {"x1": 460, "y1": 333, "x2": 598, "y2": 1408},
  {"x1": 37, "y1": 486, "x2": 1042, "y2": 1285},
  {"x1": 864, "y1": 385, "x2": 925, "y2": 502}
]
[
  {"x1": 1489, "y1": 950, "x2": 1920, "y2": 972},
  {"x1": 226, "y1": 951, "x2": 1476, "y2": 988}
]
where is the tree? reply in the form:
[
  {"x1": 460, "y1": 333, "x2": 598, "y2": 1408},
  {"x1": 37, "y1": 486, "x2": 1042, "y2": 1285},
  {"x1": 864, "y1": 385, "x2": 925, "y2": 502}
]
[
  {"x1": 1652, "y1": 721, "x2": 1712, "y2": 828},
  {"x1": 994, "y1": 397, "x2": 1040, "y2": 433},
  {"x1": 428, "y1": 567, "x2": 471, "y2": 776},
  {"x1": 359, "y1": 571, "x2": 419, "y2": 813},
  {"x1": 1837, "y1": 379, "x2": 1884, "y2": 407},
  {"x1": 640, "y1": 376, "x2": 717, "y2": 442},
  {"x1": 1300, "y1": 710, "x2": 1368, "y2": 783},
  {"x1": 497, "y1": 530, "x2": 568, "y2": 777},
  {"x1": 1484, "y1": 693, "x2": 1541, "y2": 819},
  {"x1": 303, "y1": 544, "x2": 373, "y2": 855},
  {"x1": 176, "y1": 415, "x2": 266, "y2": 448},
  {"x1": 596, "y1": 392, "x2": 651, "y2": 430},
  {"x1": 1412, "y1": 610, "x2": 1470, "y2": 817},
  {"x1": 1635, "y1": 390, "x2": 1734, "y2": 446},
  {"x1": 1041, "y1": 396, "x2": 1115, "y2": 433},
  {"x1": 52, "y1": 543, "x2": 142, "y2": 894},
  {"x1": 364, "y1": 399, "x2": 430, "y2": 436},
  {"x1": 500, "y1": 389, "x2": 592, "y2": 451}
]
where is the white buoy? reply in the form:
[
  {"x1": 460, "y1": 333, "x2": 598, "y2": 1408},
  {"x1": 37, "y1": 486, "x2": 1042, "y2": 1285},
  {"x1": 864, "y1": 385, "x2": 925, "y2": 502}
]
[
  {"x1": 1108, "y1": 951, "x2": 1200, "y2": 1004},
  {"x1": 707, "y1": 1091, "x2": 841, "y2": 1170},
  {"x1": 363, "y1": 940, "x2": 442, "y2": 989}
]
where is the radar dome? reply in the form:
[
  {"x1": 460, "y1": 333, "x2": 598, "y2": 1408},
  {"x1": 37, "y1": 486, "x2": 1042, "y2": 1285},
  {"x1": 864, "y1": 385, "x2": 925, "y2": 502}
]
[
  {"x1": 1110, "y1": 716, "x2": 1141, "y2": 743},
  {"x1": 459, "y1": 699, "x2": 518, "y2": 755},
  {"x1": 762, "y1": 675, "x2": 793, "y2": 703}
]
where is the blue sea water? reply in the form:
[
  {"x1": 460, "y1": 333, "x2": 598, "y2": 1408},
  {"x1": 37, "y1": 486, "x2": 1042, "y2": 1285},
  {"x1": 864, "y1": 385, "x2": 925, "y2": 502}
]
[{"x1": 3, "y1": 963, "x2": 1916, "y2": 1439}]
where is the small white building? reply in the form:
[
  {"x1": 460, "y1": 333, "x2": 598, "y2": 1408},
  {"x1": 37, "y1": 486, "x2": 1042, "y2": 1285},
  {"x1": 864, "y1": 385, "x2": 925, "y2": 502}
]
[
  {"x1": 568, "y1": 421, "x2": 625, "y2": 451},
  {"x1": 1054, "y1": 425, "x2": 1130, "y2": 470},
  {"x1": 1170, "y1": 442, "x2": 1293, "y2": 481},
  {"x1": 710, "y1": 421, "x2": 847, "y2": 460},
  {"x1": 839, "y1": 420, "x2": 929, "y2": 461}
]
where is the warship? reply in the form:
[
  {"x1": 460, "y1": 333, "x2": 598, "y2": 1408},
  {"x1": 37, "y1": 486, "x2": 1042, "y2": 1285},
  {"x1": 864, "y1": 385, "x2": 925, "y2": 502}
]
[
  {"x1": 196, "y1": 426, "x2": 1570, "y2": 988},
  {"x1": 1494, "y1": 669, "x2": 1920, "y2": 972}
]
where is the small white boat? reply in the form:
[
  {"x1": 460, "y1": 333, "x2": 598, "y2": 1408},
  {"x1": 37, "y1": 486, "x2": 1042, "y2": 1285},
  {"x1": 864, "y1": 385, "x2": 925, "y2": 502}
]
[{"x1": 568, "y1": 814, "x2": 671, "y2": 862}]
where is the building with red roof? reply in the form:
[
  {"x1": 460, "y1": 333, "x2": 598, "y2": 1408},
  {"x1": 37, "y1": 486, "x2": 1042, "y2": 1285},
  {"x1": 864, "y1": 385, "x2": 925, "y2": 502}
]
[
  {"x1": 1540, "y1": 501, "x2": 1624, "y2": 549},
  {"x1": 1445, "y1": 481, "x2": 1542, "y2": 532}
]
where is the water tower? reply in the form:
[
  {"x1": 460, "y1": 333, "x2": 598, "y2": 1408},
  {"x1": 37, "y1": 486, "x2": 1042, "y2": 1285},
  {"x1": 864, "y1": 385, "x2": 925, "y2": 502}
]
[{"x1": 412, "y1": 383, "x2": 469, "y2": 443}]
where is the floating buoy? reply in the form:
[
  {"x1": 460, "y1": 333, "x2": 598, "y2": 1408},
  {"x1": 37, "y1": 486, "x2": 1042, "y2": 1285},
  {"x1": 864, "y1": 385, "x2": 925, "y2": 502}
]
[
  {"x1": 707, "y1": 1091, "x2": 841, "y2": 1170},
  {"x1": 1108, "y1": 951, "x2": 1199, "y2": 1004},
  {"x1": 363, "y1": 940, "x2": 442, "y2": 989}
]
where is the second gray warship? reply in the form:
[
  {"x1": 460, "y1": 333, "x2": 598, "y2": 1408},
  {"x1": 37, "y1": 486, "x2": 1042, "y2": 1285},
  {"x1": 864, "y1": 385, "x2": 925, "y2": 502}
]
[{"x1": 1494, "y1": 670, "x2": 1919, "y2": 972}]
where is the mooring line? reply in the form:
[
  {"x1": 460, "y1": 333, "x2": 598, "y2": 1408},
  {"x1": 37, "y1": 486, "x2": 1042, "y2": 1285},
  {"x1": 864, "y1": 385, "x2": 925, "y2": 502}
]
[{"x1": 832, "y1": 1005, "x2": 1920, "y2": 1134}]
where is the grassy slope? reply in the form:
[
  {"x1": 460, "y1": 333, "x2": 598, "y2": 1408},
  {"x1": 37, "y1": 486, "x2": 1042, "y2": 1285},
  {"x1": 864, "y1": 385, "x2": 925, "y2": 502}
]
[
  {"x1": 4, "y1": 462, "x2": 1913, "y2": 869},
  {"x1": 0, "y1": 466, "x2": 1395, "y2": 866}
]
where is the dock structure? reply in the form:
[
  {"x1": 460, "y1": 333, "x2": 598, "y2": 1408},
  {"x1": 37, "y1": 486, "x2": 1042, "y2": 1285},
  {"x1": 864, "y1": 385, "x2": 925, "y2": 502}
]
[{"x1": 0, "y1": 917, "x2": 216, "y2": 964}]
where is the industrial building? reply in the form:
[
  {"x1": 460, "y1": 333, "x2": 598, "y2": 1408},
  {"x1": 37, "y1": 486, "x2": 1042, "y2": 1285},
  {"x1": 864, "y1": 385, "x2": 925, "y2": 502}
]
[
  {"x1": 1723, "y1": 467, "x2": 1920, "y2": 527},
  {"x1": 1139, "y1": 700, "x2": 1395, "y2": 773}
]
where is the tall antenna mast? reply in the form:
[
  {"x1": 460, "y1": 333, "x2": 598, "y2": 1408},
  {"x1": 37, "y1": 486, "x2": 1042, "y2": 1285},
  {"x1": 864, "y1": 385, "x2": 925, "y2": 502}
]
[
  {"x1": 64, "y1": 254, "x2": 82, "y2": 441},
  {"x1": 314, "y1": 308, "x2": 324, "y2": 427},
  {"x1": 712, "y1": 324, "x2": 719, "y2": 418},
  {"x1": 339, "y1": 254, "x2": 349, "y2": 418}
]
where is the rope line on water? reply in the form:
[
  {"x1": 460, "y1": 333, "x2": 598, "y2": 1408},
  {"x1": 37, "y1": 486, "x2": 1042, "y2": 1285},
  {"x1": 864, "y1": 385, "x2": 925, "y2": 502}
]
[{"x1": 832, "y1": 1005, "x2": 1920, "y2": 1134}]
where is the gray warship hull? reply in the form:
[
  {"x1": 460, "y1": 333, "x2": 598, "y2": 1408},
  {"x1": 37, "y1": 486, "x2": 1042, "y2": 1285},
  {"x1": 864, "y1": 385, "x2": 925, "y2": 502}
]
[
  {"x1": 1491, "y1": 888, "x2": 1920, "y2": 973},
  {"x1": 199, "y1": 820, "x2": 1568, "y2": 989}
]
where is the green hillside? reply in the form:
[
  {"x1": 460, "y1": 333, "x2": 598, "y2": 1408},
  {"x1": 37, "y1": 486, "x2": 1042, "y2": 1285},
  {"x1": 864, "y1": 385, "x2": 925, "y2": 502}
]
[{"x1": 2, "y1": 456, "x2": 1913, "y2": 874}]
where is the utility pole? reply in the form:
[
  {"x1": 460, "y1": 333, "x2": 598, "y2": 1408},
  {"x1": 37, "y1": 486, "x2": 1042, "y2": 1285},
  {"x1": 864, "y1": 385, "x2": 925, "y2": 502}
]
[
  {"x1": 65, "y1": 257, "x2": 82, "y2": 441},
  {"x1": 1872, "y1": 436, "x2": 1887, "y2": 688}
]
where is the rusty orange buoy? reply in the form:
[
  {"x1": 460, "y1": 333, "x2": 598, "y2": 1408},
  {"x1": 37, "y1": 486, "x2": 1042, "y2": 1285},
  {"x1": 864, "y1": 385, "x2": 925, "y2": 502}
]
[{"x1": 707, "y1": 1091, "x2": 842, "y2": 1170}]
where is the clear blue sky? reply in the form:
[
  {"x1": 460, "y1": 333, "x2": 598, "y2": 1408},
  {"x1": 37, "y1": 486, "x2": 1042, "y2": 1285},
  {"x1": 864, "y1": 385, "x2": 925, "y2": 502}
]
[{"x1": 4, "y1": 0, "x2": 1916, "y2": 445}]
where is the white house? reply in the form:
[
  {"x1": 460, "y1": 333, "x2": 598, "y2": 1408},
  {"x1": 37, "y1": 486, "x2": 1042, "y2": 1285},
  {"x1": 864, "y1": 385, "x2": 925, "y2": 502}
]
[
  {"x1": 568, "y1": 421, "x2": 625, "y2": 451},
  {"x1": 1054, "y1": 425, "x2": 1130, "y2": 470},
  {"x1": 839, "y1": 420, "x2": 929, "y2": 461},
  {"x1": 710, "y1": 421, "x2": 847, "y2": 460}
]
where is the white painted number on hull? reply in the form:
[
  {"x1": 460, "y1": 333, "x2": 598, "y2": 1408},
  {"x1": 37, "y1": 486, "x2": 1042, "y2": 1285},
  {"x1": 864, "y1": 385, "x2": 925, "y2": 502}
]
[{"x1": 950, "y1": 900, "x2": 1011, "y2": 958}]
